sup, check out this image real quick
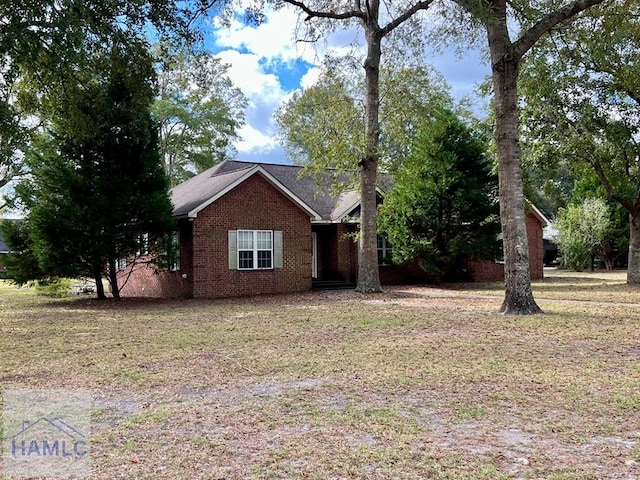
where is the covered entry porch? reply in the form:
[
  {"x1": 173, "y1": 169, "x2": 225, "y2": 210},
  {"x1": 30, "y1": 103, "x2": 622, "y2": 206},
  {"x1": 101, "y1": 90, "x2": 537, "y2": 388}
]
[{"x1": 311, "y1": 224, "x2": 357, "y2": 289}]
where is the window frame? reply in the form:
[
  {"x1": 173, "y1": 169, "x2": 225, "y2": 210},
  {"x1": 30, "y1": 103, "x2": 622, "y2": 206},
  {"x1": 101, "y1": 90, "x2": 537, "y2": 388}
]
[
  {"x1": 237, "y1": 229, "x2": 274, "y2": 271},
  {"x1": 377, "y1": 235, "x2": 393, "y2": 266},
  {"x1": 169, "y1": 230, "x2": 180, "y2": 271}
]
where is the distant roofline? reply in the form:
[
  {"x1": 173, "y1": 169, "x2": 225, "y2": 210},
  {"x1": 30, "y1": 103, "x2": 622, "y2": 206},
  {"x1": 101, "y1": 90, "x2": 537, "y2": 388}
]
[
  {"x1": 230, "y1": 159, "x2": 372, "y2": 174},
  {"x1": 526, "y1": 200, "x2": 550, "y2": 227}
]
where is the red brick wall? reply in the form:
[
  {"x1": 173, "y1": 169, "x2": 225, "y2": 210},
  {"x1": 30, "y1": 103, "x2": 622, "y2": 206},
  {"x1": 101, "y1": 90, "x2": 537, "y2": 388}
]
[
  {"x1": 118, "y1": 263, "x2": 190, "y2": 298},
  {"x1": 336, "y1": 224, "x2": 357, "y2": 283},
  {"x1": 466, "y1": 212, "x2": 545, "y2": 282},
  {"x1": 527, "y1": 213, "x2": 545, "y2": 280},
  {"x1": 192, "y1": 174, "x2": 312, "y2": 298},
  {"x1": 465, "y1": 260, "x2": 505, "y2": 282},
  {"x1": 119, "y1": 220, "x2": 194, "y2": 298}
]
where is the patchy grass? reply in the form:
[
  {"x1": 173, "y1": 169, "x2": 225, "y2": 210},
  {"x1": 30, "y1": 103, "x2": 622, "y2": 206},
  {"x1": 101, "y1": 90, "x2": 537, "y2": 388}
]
[
  {"x1": 445, "y1": 268, "x2": 640, "y2": 304},
  {"x1": 0, "y1": 276, "x2": 639, "y2": 479}
]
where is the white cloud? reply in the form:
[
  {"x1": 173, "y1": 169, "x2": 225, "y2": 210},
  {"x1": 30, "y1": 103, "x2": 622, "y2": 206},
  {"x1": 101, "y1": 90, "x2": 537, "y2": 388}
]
[
  {"x1": 215, "y1": 49, "x2": 284, "y2": 102},
  {"x1": 214, "y1": 7, "x2": 305, "y2": 63},
  {"x1": 236, "y1": 124, "x2": 279, "y2": 155},
  {"x1": 213, "y1": 48, "x2": 286, "y2": 159},
  {"x1": 207, "y1": 5, "x2": 489, "y2": 163},
  {"x1": 210, "y1": 7, "x2": 318, "y2": 162},
  {"x1": 300, "y1": 66, "x2": 321, "y2": 90}
]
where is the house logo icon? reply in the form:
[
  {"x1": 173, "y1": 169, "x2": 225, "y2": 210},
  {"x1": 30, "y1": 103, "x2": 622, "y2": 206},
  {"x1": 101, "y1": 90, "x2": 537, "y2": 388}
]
[{"x1": 11, "y1": 417, "x2": 88, "y2": 458}]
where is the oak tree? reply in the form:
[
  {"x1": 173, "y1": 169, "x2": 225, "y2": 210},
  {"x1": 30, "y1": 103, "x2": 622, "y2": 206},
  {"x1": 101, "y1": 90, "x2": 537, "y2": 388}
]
[
  {"x1": 448, "y1": 0, "x2": 609, "y2": 313},
  {"x1": 153, "y1": 45, "x2": 247, "y2": 185},
  {"x1": 520, "y1": 1, "x2": 640, "y2": 282},
  {"x1": 267, "y1": 0, "x2": 438, "y2": 293}
]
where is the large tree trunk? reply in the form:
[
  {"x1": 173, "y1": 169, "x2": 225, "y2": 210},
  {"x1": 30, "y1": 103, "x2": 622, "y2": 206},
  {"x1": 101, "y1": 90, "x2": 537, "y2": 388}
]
[
  {"x1": 93, "y1": 266, "x2": 106, "y2": 300},
  {"x1": 488, "y1": 16, "x2": 542, "y2": 315},
  {"x1": 356, "y1": 12, "x2": 382, "y2": 294},
  {"x1": 627, "y1": 212, "x2": 640, "y2": 284},
  {"x1": 358, "y1": 158, "x2": 381, "y2": 292},
  {"x1": 107, "y1": 256, "x2": 121, "y2": 300}
]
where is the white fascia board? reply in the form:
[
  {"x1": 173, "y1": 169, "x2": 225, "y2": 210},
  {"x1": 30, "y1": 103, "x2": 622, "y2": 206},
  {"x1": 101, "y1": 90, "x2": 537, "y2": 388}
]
[{"x1": 526, "y1": 200, "x2": 550, "y2": 227}]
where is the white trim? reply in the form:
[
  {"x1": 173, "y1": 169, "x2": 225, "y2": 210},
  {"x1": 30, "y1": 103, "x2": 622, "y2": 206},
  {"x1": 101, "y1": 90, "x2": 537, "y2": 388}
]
[
  {"x1": 169, "y1": 230, "x2": 180, "y2": 271},
  {"x1": 187, "y1": 166, "x2": 322, "y2": 221},
  {"x1": 526, "y1": 200, "x2": 550, "y2": 227},
  {"x1": 377, "y1": 235, "x2": 393, "y2": 266},
  {"x1": 311, "y1": 232, "x2": 318, "y2": 279},
  {"x1": 237, "y1": 229, "x2": 274, "y2": 270}
]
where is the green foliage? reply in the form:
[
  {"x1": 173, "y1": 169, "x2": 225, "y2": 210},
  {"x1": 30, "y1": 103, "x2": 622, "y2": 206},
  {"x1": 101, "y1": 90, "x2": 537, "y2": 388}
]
[
  {"x1": 158, "y1": 231, "x2": 181, "y2": 271},
  {"x1": 555, "y1": 198, "x2": 611, "y2": 271},
  {"x1": 34, "y1": 278, "x2": 71, "y2": 298},
  {"x1": 0, "y1": 98, "x2": 30, "y2": 190},
  {"x1": 152, "y1": 45, "x2": 247, "y2": 185},
  {"x1": 378, "y1": 107, "x2": 500, "y2": 280},
  {"x1": 15, "y1": 41, "x2": 175, "y2": 298},
  {"x1": 275, "y1": 62, "x2": 455, "y2": 180},
  {"x1": 0, "y1": 0, "x2": 196, "y2": 189},
  {"x1": 520, "y1": 4, "x2": 640, "y2": 205},
  {"x1": 520, "y1": 3, "x2": 640, "y2": 275},
  {"x1": 275, "y1": 62, "x2": 365, "y2": 173},
  {"x1": 570, "y1": 175, "x2": 629, "y2": 270},
  {"x1": 0, "y1": 219, "x2": 46, "y2": 285}
]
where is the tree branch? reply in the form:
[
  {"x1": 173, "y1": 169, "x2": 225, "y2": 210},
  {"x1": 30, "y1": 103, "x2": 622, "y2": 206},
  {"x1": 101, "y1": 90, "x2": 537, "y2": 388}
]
[
  {"x1": 380, "y1": 1, "x2": 436, "y2": 36},
  {"x1": 590, "y1": 159, "x2": 633, "y2": 211},
  {"x1": 282, "y1": 0, "x2": 365, "y2": 21},
  {"x1": 514, "y1": 0, "x2": 608, "y2": 59}
]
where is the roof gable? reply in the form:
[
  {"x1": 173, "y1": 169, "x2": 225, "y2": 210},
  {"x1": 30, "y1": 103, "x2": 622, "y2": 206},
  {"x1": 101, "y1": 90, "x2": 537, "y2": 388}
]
[
  {"x1": 171, "y1": 163, "x2": 322, "y2": 220},
  {"x1": 526, "y1": 200, "x2": 549, "y2": 227},
  {"x1": 171, "y1": 160, "x2": 392, "y2": 223}
]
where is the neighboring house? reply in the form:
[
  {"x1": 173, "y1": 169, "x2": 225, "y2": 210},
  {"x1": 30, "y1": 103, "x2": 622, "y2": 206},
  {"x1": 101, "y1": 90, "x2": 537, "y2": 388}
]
[
  {"x1": 540, "y1": 212, "x2": 560, "y2": 266},
  {"x1": 119, "y1": 160, "x2": 546, "y2": 298}
]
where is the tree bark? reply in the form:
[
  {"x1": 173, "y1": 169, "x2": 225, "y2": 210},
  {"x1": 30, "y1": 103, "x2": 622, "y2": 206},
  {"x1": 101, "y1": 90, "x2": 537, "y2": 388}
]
[
  {"x1": 279, "y1": 0, "x2": 436, "y2": 294},
  {"x1": 107, "y1": 256, "x2": 121, "y2": 300},
  {"x1": 356, "y1": 9, "x2": 383, "y2": 293},
  {"x1": 93, "y1": 266, "x2": 106, "y2": 300},
  {"x1": 628, "y1": 212, "x2": 640, "y2": 284},
  {"x1": 487, "y1": 9, "x2": 542, "y2": 315}
]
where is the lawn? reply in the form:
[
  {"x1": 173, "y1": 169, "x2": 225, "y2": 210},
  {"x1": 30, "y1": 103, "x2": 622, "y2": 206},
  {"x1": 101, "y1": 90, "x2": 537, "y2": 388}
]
[{"x1": 1, "y1": 269, "x2": 639, "y2": 479}]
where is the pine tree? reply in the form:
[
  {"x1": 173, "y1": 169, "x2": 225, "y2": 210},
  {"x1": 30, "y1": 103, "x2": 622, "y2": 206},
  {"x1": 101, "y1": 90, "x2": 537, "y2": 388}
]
[{"x1": 15, "y1": 42, "x2": 175, "y2": 299}]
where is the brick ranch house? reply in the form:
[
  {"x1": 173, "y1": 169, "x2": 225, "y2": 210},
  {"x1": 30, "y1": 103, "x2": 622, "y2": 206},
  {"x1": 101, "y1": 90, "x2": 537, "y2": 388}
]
[{"x1": 119, "y1": 160, "x2": 546, "y2": 298}]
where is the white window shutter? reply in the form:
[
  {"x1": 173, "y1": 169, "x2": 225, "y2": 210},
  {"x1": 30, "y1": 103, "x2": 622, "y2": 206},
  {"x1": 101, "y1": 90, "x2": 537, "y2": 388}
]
[
  {"x1": 274, "y1": 231, "x2": 283, "y2": 268},
  {"x1": 228, "y1": 230, "x2": 237, "y2": 269}
]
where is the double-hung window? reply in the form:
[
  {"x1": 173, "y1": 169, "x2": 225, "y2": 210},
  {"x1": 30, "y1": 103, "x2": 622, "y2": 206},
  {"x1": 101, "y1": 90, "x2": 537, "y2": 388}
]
[{"x1": 237, "y1": 230, "x2": 273, "y2": 270}]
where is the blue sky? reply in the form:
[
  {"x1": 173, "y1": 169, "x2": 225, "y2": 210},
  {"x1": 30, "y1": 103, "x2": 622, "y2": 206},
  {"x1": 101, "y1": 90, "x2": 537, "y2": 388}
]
[{"x1": 204, "y1": 5, "x2": 491, "y2": 165}]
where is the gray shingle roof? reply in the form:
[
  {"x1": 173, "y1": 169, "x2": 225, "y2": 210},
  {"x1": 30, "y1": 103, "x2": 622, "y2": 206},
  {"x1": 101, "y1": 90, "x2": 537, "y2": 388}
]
[
  {"x1": 171, "y1": 160, "x2": 389, "y2": 222},
  {"x1": 171, "y1": 164, "x2": 253, "y2": 217}
]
